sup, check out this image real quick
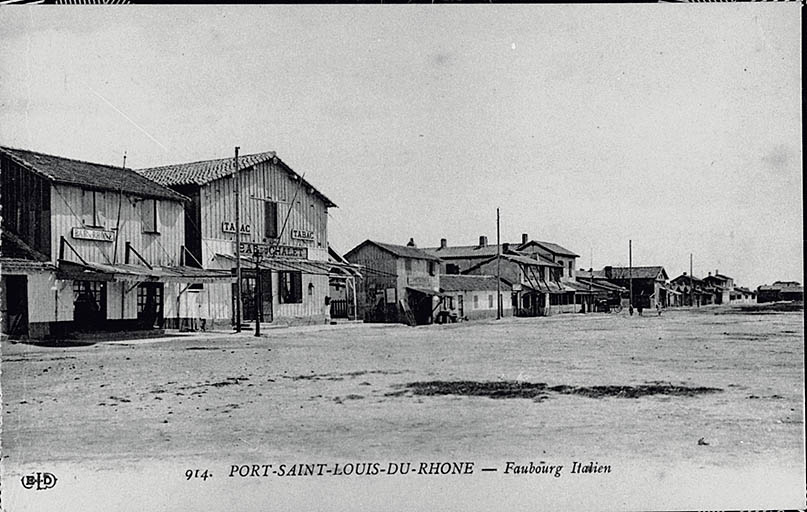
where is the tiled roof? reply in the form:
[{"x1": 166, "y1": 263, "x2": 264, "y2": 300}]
[
  {"x1": 529, "y1": 241, "x2": 579, "y2": 257},
  {"x1": 346, "y1": 240, "x2": 442, "y2": 262},
  {"x1": 424, "y1": 239, "x2": 579, "y2": 259},
  {"x1": 440, "y1": 274, "x2": 510, "y2": 292},
  {"x1": 670, "y1": 274, "x2": 704, "y2": 285},
  {"x1": 137, "y1": 151, "x2": 336, "y2": 207},
  {"x1": 424, "y1": 243, "x2": 517, "y2": 259},
  {"x1": 1, "y1": 146, "x2": 187, "y2": 202},
  {"x1": 605, "y1": 266, "x2": 667, "y2": 280},
  {"x1": 576, "y1": 269, "x2": 607, "y2": 280}
]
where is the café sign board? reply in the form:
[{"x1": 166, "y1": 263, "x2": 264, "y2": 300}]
[
  {"x1": 72, "y1": 227, "x2": 114, "y2": 243},
  {"x1": 237, "y1": 242, "x2": 308, "y2": 259}
]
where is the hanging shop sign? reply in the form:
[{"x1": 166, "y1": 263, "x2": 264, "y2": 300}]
[
  {"x1": 237, "y1": 242, "x2": 308, "y2": 259},
  {"x1": 291, "y1": 229, "x2": 315, "y2": 241},
  {"x1": 72, "y1": 227, "x2": 114, "y2": 242},
  {"x1": 222, "y1": 222, "x2": 251, "y2": 235}
]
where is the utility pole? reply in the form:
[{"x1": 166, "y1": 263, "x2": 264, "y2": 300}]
[
  {"x1": 690, "y1": 253, "x2": 694, "y2": 308},
  {"x1": 254, "y1": 247, "x2": 262, "y2": 337},
  {"x1": 234, "y1": 147, "x2": 242, "y2": 332},
  {"x1": 629, "y1": 239, "x2": 633, "y2": 315},
  {"x1": 496, "y1": 208, "x2": 501, "y2": 320}
]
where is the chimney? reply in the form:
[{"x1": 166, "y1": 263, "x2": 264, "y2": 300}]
[
  {"x1": 521, "y1": 233, "x2": 528, "y2": 244},
  {"x1": 440, "y1": 238, "x2": 447, "y2": 249},
  {"x1": 708, "y1": 271, "x2": 712, "y2": 277},
  {"x1": 407, "y1": 238, "x2": 416, "y2": 248},
  {"x1": 604, "y1": 265, "x2": 612, "y2": 278},
  {"x1": 479, "y1": 235, "x2": 488, "y2": 247},
  {"x1": 715, "y1": 269, "x2": 719, "y2": 276},
  {"x1": 683, "y1": 272, "x2": 687, "y2": 276},
  {"x1": 502, "y1": 242, "x2": 509, "y2": 252}
]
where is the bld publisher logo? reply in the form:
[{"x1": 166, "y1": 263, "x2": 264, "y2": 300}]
[{"x1": 21, "y1": 472, "x2": 58, "y2": 490}]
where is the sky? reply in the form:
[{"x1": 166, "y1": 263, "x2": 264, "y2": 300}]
[{"x1": 0, "y1": 5, "x2": 801, "y2": 288}]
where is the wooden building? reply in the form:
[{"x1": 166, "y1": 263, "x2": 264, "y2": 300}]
[
  {"x1": 0, "y1": 146, "x2": 231, "y2": 339},
  {"x1": 463, "y1": 251, "x2": 569, "y2": 316},
  {"x1": 139, "y1": 151, "x2": 353, "y2": 328},
  {"x1": 757, "y1": 281, "x2": 803, "y2": 303},
  {"x1": 344, "y1": 239, "x2": 443, "y2": 325},
  {"x1": 703, "y1": 271, "x2": 734, "y2": 305},
  {"x1": 438, "y1": 274, "x2": 512, "y2": 321},
  {"x1": 424, "y1": 233, "x2": 579, "y2": 278},
  {"x1": 601, "y1": 266, "x2": 669, "y2": 309}
]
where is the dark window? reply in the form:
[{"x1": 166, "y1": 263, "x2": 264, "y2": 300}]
[
  {"x1": 568, "y1": 261, "x2": 573, "y2": 275},
  {"x1": 446, "y1": 263, "x2": 459, "y2": 275},
  {"x1": 141, "y1": 198, "x2": 158, "y2": 233},
  {"x1": 404, "y1": 258, "x2": 412, "y2": 272},
  {"x1": 279, "y1": 271, "x2": 302, "y2": 303},
  {"x1": 265, "y1": 201, "x2": 278, "y2": 239},
  {"x1": 488, "y1": 294, "x2": 493, "y2": 308},
  {"x1": 428, "y1": 261, "x2": 436, "y2": 276},
  {"x1": 73, "y1": 280, "x2": 103, "y2": 305},
  {"x1": 82, "y1": 189, "x2": 105, "y2": 227}
]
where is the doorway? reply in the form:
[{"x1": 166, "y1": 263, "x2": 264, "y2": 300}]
[
  {"x1": 3, "y1": 275, "x2": 28, "y2": 336},
  {"x1": 73, "y1": 280, "x2": 107, "y2": 331},
  {"x1": 234, "y1": 270, "x2": 273, "y2": 323},
  {"x1": 136, "y1": 283, "x2": 164, "y2": 329}
]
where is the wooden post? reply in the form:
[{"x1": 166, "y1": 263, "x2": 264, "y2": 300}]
[
  {"x1": 629, "y1": 240, "x2": 633, "y2": 315},
  {"x1": 496, "y1": 208, "x2": 501, "y2": 320},
  {"x1": 234, "y1": 146, "x2": 242, "y2": 332}
]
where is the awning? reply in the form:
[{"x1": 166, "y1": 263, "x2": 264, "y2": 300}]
[
  {"x1": 216, "y1": 253, "x2": 362, "y2": 278},
  {"x1": 406, "y1": 286, "x2": 448, "y2": 297},
  {"x1": 57, "y1": 260, "x2": 233, "y2": 283},
  {"x1": 523, "y1": 280, "x2": 566, "y2": 294}
]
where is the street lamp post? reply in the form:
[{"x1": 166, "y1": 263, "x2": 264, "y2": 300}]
[{"x1": 254, "y1": 246, "x2": 263, "y2": 337}]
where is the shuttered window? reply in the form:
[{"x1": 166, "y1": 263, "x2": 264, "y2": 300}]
[
  {"x1": 82, "y1": 189, "x2": 105, "y2": 227},
  {"x1": 265, "y1": 201, "x2": 278, "y2": 239},
  {"x1": 141, "y1": 199, "x2": 158, "y2": 233}
]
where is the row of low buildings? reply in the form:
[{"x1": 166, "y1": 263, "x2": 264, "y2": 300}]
[
  {"x1": 1, "y1": 146, "x2": 359, "y2": 339},
  {"x1": 1, "y1": 145, "x2": 801, "y2": 338}
]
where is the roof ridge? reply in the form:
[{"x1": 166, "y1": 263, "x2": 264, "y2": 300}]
[
  {"x1": 137, "y1": 150, "x2": 276, "y2": 171},
  {"x1": 1, "y1": 145, "x2": 128, "y2": 171}
]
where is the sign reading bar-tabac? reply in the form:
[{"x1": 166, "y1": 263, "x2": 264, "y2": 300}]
[
  {"x1": 72, "y1": 227, "x2": 114, "y2": 242},
  {"x1": 237, "y1": 242, "x2": 308, "y2": 259}
]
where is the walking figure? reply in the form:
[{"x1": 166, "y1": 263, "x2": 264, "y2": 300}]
[{"x1": 656, "y1": 302, "x2": 662, "y2": 316}]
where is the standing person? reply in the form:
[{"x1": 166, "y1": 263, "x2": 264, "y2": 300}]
[{"x1": 656, "y1": 302, "x2": 662, "y2": 316}]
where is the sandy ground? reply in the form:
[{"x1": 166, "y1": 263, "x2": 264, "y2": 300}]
[{"x1": 1, "y1": 307, "x2": 804, "y2": 511}]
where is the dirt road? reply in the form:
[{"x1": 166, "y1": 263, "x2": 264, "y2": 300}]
[{"x1": 2, "y1": 308, "x2": 804, "y2": 511}]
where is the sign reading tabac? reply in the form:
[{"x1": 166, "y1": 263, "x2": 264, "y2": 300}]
[
  {"x1": 291, "y1": 229, "x2": 315, "y2": 241},
  {"x1": 238, "y1": 242, "x2": 308, "y2": 259},
  {"x1": 222, "y1": 222, "x2": 251, "y2": 235},
  {"x1": 72, "y1": 227, "x2": 114, "y2": 243}
]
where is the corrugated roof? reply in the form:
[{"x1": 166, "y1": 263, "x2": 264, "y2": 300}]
[
  {"x1": 1, "y1": 146, "x2": 187, "y2": 202},
  {"x1": 346, "y1": 240, "x2": 442, "y2": 262},
  {"x1": 439, "y1": 274, "x2": 510, "y2": 292},
  {"x1": 605, "y1": 266, "x2": 668, "y2": 280},
  {"x1": 137, "y1": 151, "x2": 336, "y2": 207}
]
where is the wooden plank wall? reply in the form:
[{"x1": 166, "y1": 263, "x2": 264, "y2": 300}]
[
  {"x1": 50, "y1": 183, "x2": 185, "y2": 267},
  {"x1": 199, "y1": 161, "x2": 329, "y2": 261},
  {"x1": 0, "y1": 154, "x2": 51, "y2": 256}
]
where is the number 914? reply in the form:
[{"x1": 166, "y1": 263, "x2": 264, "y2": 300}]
[{"x1": 185, "y1": 469, "x2": 211, "y2": 481}]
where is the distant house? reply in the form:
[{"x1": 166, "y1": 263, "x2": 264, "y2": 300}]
[
  {"x1": 669, "y1": 273, "x2": 715, "y2": 307},
  {"x1": 757, "y1": 281, "x2": 804, "y2": 303},
  {"x1": 345, "y1": 239, "x2": 443, "y2": 325},
  {"x1": 602, "y1": 266, "x2": 669, "y2": 309},
  {"x1": 703, "y1": 271, "x2": 734, "y2": 305},
  {"x1": 730, "y1": 286, "x2": 756, "y2": 304},
  {"x1": 424, "y1": 233, "x2": 579, "y2": 279},
  {"x1": 439, "y1": 274, "x2": 512, "y2": 320},
  {"x1": 327, "y1": 246, "x2": 362, "y2": 320},
  {"x1": 463, "y1": 251, "x2": 570, "y2": 316}
]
